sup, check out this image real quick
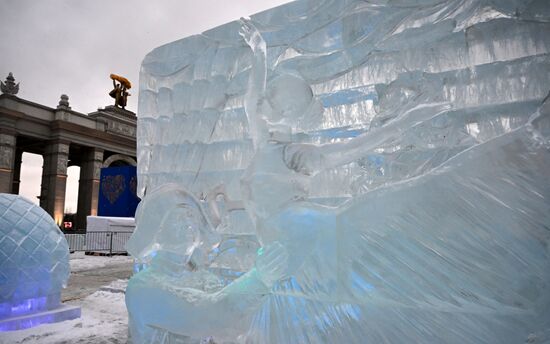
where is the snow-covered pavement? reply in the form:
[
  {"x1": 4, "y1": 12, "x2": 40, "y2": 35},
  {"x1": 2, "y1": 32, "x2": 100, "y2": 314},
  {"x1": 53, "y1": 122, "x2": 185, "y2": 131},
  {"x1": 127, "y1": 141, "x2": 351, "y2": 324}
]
[
  {"x1": 63, "y1": 253, "x2": 134, "y2": 302},
  {"x1": 69, "y1": 252, "x2": 134, "y2": 273},
  {"x1": 0, "y1": 253, "x2": 134, "y2": 344}
]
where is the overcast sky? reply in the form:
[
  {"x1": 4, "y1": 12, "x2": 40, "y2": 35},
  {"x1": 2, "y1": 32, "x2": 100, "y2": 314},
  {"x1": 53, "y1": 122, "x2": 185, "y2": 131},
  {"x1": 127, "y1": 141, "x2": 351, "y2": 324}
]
[{"x1": 0, "y1": 0, "x2": 290, "y2": 214}]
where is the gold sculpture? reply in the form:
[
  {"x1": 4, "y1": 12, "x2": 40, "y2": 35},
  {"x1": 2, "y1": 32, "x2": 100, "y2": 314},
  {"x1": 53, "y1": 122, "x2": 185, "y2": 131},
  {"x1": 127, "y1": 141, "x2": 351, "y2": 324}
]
[{"x1": 109, "y1": 74, "x2": 131, "y2": 109}]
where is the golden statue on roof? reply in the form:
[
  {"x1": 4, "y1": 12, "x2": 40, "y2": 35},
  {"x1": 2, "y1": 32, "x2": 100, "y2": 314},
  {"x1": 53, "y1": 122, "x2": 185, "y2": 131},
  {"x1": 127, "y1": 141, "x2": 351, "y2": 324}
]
[{"x1": 109, "y1": 74, "x2": 131, "y2": 109}]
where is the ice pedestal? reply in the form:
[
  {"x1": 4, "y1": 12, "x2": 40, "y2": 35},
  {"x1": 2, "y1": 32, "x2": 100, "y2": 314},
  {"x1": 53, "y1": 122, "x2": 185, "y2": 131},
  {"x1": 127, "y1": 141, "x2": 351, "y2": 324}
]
[
  {"x1": 0, "y1": 302, "x2": 81, "y2": 331},
  {"x1": 0, "y1": 194, "x2": 79, "y2": 331},
  {"x1": 127, "y1": 0, "x2": 550, "y2": 342}
]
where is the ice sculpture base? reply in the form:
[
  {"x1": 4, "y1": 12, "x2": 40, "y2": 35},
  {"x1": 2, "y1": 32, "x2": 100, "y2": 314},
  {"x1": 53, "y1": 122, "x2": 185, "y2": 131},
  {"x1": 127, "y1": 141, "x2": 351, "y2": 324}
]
[{"x1": 0, "y1": 304, "x2": 81, "y2": 332}]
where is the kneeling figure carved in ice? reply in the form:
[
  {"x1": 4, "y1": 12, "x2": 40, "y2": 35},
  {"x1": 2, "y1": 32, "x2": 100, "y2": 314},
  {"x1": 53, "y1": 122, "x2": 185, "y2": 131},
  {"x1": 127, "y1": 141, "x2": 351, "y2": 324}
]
[
  {"x1": 126, "y1": 185, "x2": 288, "y2": 341},
  {"x1": 127, "y1": 1, "x2": 550, "y2": 343},
  {"x1": 0, "y1": 194, "x2": 70, "y2": 326}
]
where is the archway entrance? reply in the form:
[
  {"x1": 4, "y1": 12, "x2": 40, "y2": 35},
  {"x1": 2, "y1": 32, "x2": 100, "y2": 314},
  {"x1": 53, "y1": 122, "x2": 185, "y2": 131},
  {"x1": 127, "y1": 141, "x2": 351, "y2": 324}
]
[
  {"x1": 18, "y1": 152, "x2": 43, "y2": 205},
  {"x1": 63, "y1": 165, "x2": 80, "y2": 231},
  {"x1": 102, "y1": 154, "x2": 137, "y2": 168}
]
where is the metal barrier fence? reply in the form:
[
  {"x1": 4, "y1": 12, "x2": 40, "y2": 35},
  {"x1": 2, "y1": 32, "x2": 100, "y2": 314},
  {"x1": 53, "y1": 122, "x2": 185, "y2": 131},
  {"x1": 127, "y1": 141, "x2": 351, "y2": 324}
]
[
  {"x1": 65, "y1": 231, "x2": 132, "y2": 255},
  {"x1": 65, "y1": 233, "x2": 86, "y2": 251}
]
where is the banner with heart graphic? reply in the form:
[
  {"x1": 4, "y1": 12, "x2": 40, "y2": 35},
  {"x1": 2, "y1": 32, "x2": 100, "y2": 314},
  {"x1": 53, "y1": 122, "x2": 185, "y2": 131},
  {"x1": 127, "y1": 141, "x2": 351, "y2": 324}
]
[
  {"x1": 98, "y1": 166, "x2": 141, "y2": 217},
  {"x1": 102, "y1": 174, "x2": 126, "y2": 204}
]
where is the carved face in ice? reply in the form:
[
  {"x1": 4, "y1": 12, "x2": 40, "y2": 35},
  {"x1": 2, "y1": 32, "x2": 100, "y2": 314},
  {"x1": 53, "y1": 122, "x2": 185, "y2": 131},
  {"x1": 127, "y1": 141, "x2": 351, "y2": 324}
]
[
  {"x1": 126, "y1": 185, "x2": 220, "y2": 268},
  {"x1": 265, "y1": 74, "x2": 314, "y2": 126}
]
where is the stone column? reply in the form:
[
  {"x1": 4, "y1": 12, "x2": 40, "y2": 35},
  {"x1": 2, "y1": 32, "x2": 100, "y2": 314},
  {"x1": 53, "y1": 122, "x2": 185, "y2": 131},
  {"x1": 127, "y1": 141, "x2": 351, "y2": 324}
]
[
  {"x1": 40, "y1": 140, "x2": 69, "y2": 226},
  {"x1": 76, "y1": 148, "x2": 104, "y2": 230},
  {"x1": 11, "y1": 149, "x2": 22, "y2": 194},
  {"x1": 0, "y1": 130, "x2": 17, "y2": 193}
]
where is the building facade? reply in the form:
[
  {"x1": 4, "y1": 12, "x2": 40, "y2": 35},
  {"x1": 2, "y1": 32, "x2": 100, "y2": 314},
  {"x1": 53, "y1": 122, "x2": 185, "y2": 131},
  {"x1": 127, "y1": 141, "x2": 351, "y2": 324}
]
[{"x1": 0, "y1": 74, "x2": 137, "y2": 230}]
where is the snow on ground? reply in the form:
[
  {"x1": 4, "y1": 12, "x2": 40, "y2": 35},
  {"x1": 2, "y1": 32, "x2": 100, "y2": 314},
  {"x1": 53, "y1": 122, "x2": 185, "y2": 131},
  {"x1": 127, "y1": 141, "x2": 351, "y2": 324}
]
[
  {"x1": 0, "y1": 280, "x2": 129, "y2": 344},
  {"x1": 70, "y1": 251, "x2": 134, "y2": 273},
  {"x1": 0, "y1": 254, "x2": 133, "y2": 344}
]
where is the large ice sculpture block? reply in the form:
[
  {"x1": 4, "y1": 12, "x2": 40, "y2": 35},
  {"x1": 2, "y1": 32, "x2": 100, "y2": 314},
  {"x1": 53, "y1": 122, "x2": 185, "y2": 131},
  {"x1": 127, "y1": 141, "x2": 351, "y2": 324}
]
[
  {"x1": 0, "y1": 194, "x2": 76, "y2": 331},
  {"x1": 128, "y1": 0, "x2": 550, "y2": 342}
]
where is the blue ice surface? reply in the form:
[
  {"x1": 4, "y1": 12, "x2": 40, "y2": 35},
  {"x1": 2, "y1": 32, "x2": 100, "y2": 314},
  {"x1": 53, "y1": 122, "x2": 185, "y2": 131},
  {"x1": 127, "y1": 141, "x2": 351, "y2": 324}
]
[
  {"x1": 127, "y1": 0, "x2": 550, "y2": 342},
  {"x1": 0, "y1": 194, "x2": 71, "y2": 330}
]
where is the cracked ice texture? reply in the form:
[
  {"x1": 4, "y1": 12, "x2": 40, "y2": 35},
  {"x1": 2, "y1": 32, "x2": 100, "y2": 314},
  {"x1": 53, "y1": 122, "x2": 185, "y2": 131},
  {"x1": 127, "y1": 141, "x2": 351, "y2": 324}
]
[
  {"x1": 130, "y1": 0, "x2": 550, "y2": 342},
  {"x1": 0, "y1": 194, "x2": 70, "y2": 318}
]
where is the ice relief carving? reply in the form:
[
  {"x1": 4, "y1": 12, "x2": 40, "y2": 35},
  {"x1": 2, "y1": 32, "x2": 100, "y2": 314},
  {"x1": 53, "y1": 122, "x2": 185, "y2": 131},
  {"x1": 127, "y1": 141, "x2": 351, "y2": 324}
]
[
  {"x1": 126, "y1": 185, "x2": 288, "y2": 341},
  {"x1": 127, "y1": 1, "x2": 550, "y2": 343}
]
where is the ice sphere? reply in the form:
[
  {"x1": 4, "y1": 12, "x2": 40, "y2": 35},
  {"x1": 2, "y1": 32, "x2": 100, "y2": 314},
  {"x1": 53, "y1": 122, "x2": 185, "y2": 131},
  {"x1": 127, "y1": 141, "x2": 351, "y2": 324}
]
[
  {"x1": 128, "y1": 0, "x2": 550, "y2": 342},
  {"x1": 0, "y1": 194, "x2": 70, "y2": 320}
]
